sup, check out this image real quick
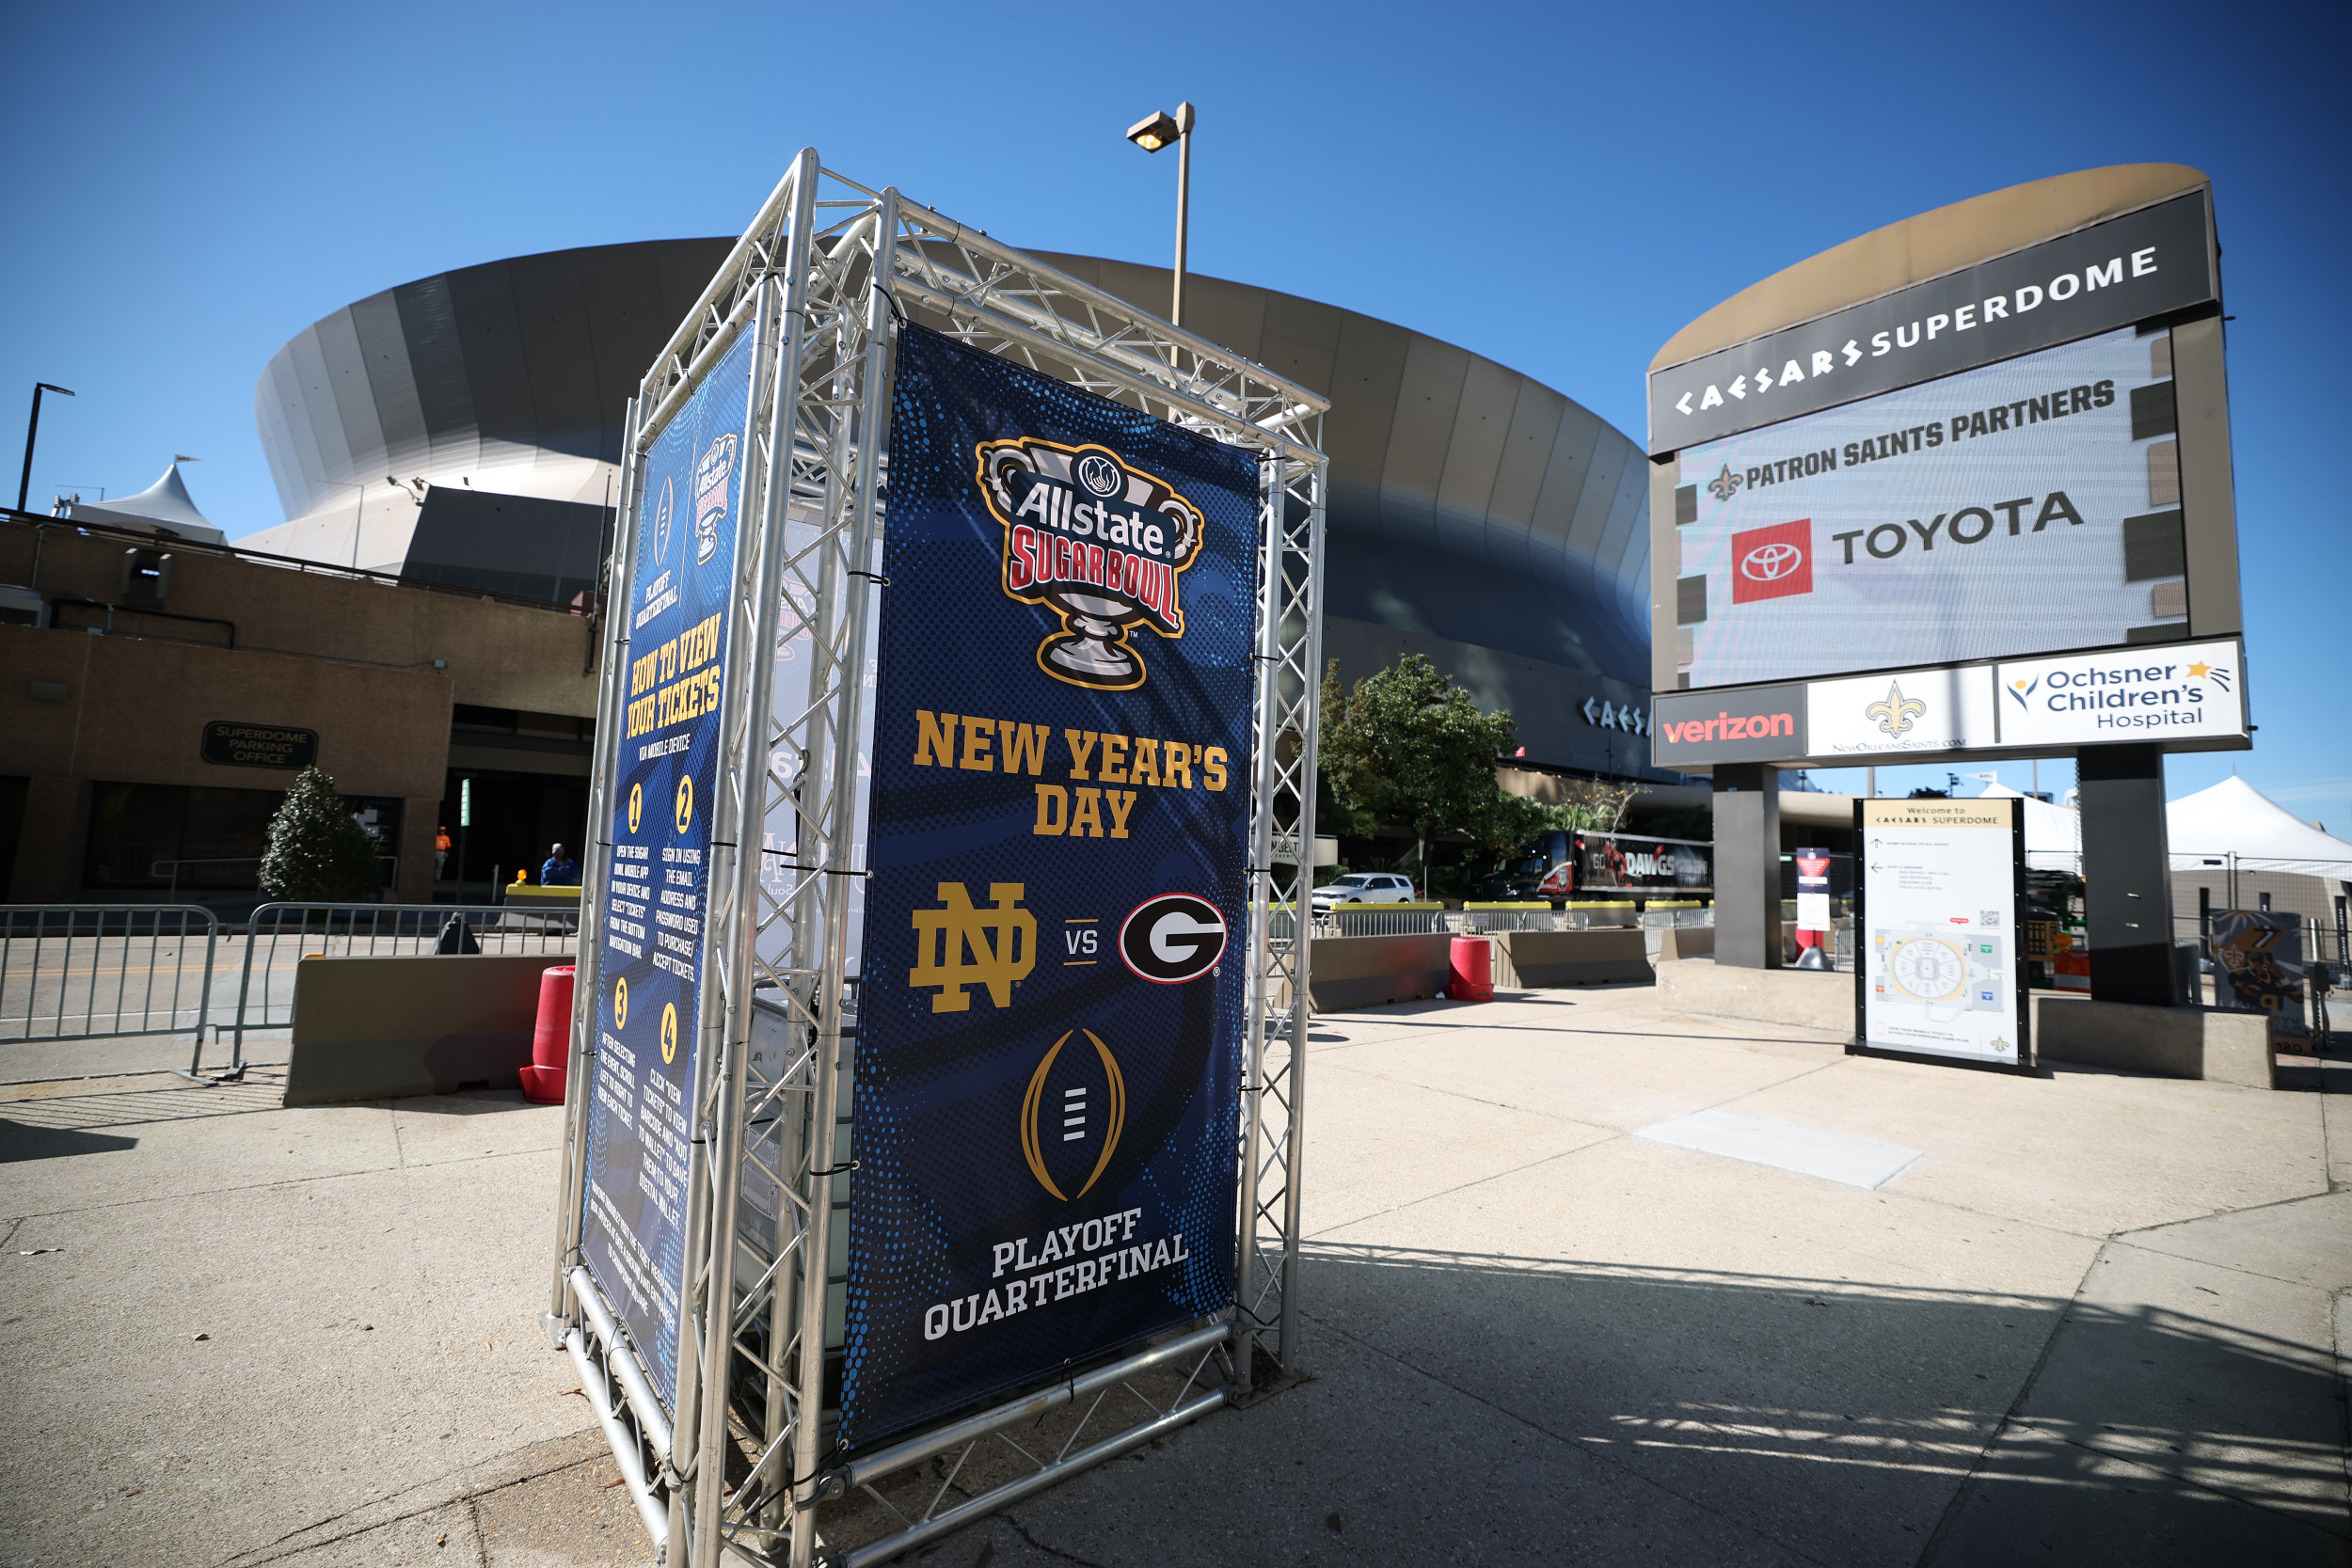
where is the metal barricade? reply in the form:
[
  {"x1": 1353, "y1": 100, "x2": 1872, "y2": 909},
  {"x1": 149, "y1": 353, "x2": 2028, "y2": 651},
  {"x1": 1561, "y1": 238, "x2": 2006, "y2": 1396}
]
[
  {"x1": 0, "y1": 904, "x2": 217, "y2": 1053},
  {"x1": 225, "y1": 902, "x2": 579, "y2": 1063},
  {"x1": 1456, "y1": 907, "x2": 1575, "y2": 934},
  {"x1": 1324, "y1": 905, "x2": 1448, "y2": 938}
]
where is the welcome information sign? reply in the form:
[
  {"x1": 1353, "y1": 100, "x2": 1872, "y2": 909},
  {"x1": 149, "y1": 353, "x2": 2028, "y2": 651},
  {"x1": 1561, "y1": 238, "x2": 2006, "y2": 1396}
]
[
  {"x1": 840, "y1": 326, "x2": 1259, "y2": 1449},
  {"x1": 578, "y1": 328, "x2": 755, "y2": 1411},
  {"x1": 1854, "y1": 798, "x2": 2028, "y2": 1071}
]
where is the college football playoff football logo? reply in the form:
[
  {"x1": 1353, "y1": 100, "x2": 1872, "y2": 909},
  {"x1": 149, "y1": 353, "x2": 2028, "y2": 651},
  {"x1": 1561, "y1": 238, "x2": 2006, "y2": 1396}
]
[
  {"x1": 651, "y1": 475, "x2": 675, "y2": 566},
  {"x1": 975, "y1": 437, "x2": 1206, "y2": 690}
]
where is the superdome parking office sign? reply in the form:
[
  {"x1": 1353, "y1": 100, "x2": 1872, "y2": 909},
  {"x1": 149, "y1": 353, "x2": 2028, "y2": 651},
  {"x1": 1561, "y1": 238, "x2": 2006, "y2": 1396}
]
[{"x1": 843, "y1": 325, "x2": 1259, "y2": 1449}]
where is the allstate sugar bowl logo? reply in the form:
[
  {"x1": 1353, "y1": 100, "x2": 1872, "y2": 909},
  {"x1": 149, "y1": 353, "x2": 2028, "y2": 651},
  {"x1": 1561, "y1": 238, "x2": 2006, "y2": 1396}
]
[
  {"x1": 975, "y1": 437, "x2": 1206, "y2": 690},
  {"x1": 692, "y1": 432, "x2": 738, "y2": 565}
]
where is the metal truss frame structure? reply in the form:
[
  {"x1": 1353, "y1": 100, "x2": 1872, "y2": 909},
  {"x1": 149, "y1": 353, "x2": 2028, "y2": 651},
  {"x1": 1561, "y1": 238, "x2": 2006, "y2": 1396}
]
[{"x1": 547, "y1": 150, "x2": 1327, "y2": 1568}]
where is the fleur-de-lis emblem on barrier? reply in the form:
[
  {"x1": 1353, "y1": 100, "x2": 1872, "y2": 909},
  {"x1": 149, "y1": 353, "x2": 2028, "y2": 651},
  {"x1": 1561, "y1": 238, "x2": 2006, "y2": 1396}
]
[
  {"x1": 1707, "y1": 464, "x2": 1742, "y2": 503},
  {"x1": 1866, "y1": 681, "x2": 1927, "y2": 741}
]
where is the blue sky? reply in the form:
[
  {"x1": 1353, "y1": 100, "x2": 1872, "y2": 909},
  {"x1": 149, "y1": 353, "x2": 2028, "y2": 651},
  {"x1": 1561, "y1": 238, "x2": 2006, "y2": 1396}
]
[{"x1": 3, "y1": 0, "x2": 2344, "y2": 819}]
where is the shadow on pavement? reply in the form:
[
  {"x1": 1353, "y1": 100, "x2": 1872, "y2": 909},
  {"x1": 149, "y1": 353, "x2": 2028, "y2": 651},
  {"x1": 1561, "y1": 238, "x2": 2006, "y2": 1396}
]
[
  {"x1": 1295, "y1": 1241, "x2": 2348, "y2": 1566},
  {"x1": 0, "y1": 1119, "x2": 139, "y2": 1162},
  {"x1": 389, "y1": 1087, "x2": 543, "y2": 1117},
  {"x1": 2272, "y1": 1054, "x2": 2349, "y2": 1095}
]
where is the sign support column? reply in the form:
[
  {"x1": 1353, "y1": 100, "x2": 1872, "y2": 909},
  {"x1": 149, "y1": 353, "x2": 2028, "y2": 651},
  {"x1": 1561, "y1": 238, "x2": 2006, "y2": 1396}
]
[
  {"x1": 2079, "y1": 742, "x2": 2178, "y2": 1006},
  {"x1": 1712, "y1": 762, "x2": 1781, "y2": 969}
]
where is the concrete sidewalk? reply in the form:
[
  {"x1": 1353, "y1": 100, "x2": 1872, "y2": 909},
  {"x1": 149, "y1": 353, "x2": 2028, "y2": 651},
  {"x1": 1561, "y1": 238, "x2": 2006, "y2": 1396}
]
[{"x1": 2, "y1": 986, "x2": 2345, "y2": 1566}]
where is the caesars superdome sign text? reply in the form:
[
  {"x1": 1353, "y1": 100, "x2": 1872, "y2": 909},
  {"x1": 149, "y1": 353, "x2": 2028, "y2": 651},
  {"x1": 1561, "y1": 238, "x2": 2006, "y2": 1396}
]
[{"x1": 1646, "y1": 191, "x2": 2215, "y2": 451}]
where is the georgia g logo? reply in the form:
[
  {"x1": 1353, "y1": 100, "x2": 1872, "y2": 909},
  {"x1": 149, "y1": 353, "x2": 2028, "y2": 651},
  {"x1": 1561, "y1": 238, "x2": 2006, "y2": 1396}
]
[
  {"x1": 976, "y1": 437, "x2": 1206, "y2": 690},
  {"x1": 1118, "y1": 892, "x2": 1228, "y2": 985}
]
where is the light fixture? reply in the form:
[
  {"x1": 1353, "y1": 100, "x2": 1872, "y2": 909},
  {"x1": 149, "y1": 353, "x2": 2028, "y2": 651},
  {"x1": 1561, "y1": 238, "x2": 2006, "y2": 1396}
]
[{"x1": 1125, "y1": 110, "x2": 1180, "y2": 152}]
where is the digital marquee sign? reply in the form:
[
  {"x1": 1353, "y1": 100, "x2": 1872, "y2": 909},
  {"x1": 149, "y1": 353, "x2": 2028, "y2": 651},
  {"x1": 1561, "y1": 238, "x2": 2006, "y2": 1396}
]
[{"x1": 1671, "y1": 325, "x2": 2185, "y2": 689}]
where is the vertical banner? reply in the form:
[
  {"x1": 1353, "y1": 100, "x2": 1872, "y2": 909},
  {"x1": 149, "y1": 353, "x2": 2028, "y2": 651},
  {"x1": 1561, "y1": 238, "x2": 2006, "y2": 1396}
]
[
  {"x1": 578, "y1": 328, "x2": 757, "y2": 1409},
  {"x1": 2209, "y1": 909, "x2": 2308, "y2": 1042},
  {"x1": 843, "y1": 325, "x2": 1259, "y2": 1448},
  {"x1": 1794, "y1": 847, "x2": 1832, "y2": 949},
  {"x1": 1854, "y1": 797, "x2": 2028, "y2": 1069}
]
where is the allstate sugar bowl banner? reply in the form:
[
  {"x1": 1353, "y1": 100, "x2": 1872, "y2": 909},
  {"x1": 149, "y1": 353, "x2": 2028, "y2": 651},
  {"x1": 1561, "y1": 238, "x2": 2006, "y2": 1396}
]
[{"x1": 841, "y1": 325, "x2": 1259, "y2": 1447}]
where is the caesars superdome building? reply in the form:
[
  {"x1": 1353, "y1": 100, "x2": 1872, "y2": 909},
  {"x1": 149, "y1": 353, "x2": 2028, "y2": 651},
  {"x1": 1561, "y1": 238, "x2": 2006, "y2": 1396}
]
[{"x1": 246, "y1": 239, "x2": 1659, "y2": 776}]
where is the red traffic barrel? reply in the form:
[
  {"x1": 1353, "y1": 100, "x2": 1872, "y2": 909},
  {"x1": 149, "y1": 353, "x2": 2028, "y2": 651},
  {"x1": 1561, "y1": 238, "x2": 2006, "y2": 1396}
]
[
  {"x1": 1448, "y1": 937, "x2": 1493, "y2": 1003},
  {"x1": 520, "y1": 964, "x2": 575, "y2": 1104}
]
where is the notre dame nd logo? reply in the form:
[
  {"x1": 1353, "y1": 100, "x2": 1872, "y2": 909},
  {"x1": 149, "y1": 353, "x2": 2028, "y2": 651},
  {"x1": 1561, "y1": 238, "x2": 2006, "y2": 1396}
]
[
  {"x1": 910, "y1": 883, "x2": 1037, "y2": 1011},
  {"x1": 975, "y1": 438, "x2": 1206, "y2": 691}
]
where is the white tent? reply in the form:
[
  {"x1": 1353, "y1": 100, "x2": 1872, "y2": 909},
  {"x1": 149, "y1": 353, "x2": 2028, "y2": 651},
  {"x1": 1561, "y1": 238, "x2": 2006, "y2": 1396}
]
[
  {"x1": 63, "y1": 461, "x2": 227, "y2": 546},
  {"x1": 2163, "y1": 775, "x2": 2352, "y2": 879},
  {"x1": 1971, "y1": 782, "x2": 2083, "y2": 871},
  {"x1": 1968, "y1": 774, "x2": 2352, "y2": 879}
]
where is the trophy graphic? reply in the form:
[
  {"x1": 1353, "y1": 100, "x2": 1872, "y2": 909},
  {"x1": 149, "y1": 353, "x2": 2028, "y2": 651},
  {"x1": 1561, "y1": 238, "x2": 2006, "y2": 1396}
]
[
  {"x1": 692, "y1": 432, "x2": 738, "y2": 566},
  {"x1": 976, "y1": 437, "x2": 1206, "y2": 690}
]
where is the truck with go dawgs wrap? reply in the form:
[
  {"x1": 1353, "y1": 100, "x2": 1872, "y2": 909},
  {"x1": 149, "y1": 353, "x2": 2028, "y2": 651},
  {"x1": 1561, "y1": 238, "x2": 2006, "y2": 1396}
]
[{"x1": 1534, "y1": 831, "x2": 1713, "y2": 899}]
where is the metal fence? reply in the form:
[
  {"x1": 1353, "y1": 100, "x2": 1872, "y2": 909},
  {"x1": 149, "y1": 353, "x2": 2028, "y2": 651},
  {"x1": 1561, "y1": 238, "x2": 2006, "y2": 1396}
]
[
  {"x1": 1324, "y1": 906, "x2": 1448, "y2": 938},
  {"x1": 0, "y1": 901, "x2": 577, "y2": 1082},
  {"x1": 0, "y1": 905, "x2": 218, "y2": 1047},
  {"x1": 1269, "y1": 902, "x2": 1718, "y2": 941}
]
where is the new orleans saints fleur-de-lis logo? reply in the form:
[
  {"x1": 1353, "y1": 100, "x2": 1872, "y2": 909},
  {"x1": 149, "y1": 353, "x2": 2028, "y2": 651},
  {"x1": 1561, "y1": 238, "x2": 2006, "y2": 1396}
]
[
  {"x1": 910, "y1": 882, "x2": 1037, "y2": 1012},
  {"x1": 1867, "y1": 681, "x2": 1927, "y2": 741},
  {"x1": 1707, "y1": 464, "x2": 1743, "y2": 503}
]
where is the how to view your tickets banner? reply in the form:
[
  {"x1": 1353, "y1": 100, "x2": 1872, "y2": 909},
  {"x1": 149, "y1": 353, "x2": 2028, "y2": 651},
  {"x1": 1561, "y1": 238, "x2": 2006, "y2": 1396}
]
[
  {"x1": 1674, "y1": 325, "x2": 2192, "y2": 689},
  {"x1": 578, "y1": 328, "x2": 754, "y2": 1411},
  {"x1": 1856, "y1": 798, "x2": 2027, "y2": 1069},
  {"x1": 843, "y1": 325, "x2": 1259, "y2": 1449}
]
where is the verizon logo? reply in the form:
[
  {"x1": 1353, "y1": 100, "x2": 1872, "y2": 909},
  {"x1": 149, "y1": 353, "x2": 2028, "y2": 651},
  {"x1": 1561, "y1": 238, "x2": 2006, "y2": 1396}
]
[{"x1": 1660, "y1": 712, "x2": 1795, "y2": 744}]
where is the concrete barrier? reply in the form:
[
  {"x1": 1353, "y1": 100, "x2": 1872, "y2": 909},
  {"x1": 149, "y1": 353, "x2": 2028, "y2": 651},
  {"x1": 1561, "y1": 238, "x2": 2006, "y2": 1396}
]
[
  {"x1": 1497, "y1": 928, "x2": 1650, "y2": 988},
  {"x1": 2033, "y1": 995, "x2": 2276, "y2": 1089},
  {"x1": 1654, "y1": 958, "x2": 1852, "y2": 1035},
  {"x1": 284, "y1": 953, "x2": 567, "y2": 1105},
  {"x1": 1658, "y1": 926, "x2": 1715, "y2": 961},
  {"x1": 1306, "y1": 933, "x2": 1452, "y2": 1011}
]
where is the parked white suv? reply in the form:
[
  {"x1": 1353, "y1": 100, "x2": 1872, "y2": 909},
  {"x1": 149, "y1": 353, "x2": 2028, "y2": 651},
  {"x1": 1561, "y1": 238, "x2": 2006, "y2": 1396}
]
[{"x1": 1311, "y1": 872, "x2": 1418, "y2": 911}]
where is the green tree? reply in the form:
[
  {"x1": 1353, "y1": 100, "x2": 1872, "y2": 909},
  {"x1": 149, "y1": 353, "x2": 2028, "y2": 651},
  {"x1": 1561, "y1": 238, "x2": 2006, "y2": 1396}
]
[
  {"x1": 1534, "y1": 778, "x2": 1643, "y2": 833},
  {"x1": 258, "y1": 766, "x2": 383, "y2": 901},
  {"x1": 1319, "y1": 656, "x2": 1535, "y2": 890}
]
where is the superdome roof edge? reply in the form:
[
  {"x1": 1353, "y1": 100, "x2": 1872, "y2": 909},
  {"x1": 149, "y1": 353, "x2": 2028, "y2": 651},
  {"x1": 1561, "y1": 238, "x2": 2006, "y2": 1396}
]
[{"x1": 1650, "y1": 163, "x2": 2211, "y2": 375}]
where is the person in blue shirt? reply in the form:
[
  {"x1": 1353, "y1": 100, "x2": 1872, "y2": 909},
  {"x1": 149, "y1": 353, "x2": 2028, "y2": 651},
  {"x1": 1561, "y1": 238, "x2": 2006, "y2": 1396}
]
[{"x1": 540, "y1": 844, "x2": 581, "y2": 886}]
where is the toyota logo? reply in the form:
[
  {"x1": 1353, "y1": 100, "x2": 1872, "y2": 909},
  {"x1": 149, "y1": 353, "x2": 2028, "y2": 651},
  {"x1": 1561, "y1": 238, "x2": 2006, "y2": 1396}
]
[
  {"x1": 1117, "y1": 893, "x2": 1228, "y2": 985},
  {"x1": 1740, "y1": 541, "x2": 1804, "y2": 581}
]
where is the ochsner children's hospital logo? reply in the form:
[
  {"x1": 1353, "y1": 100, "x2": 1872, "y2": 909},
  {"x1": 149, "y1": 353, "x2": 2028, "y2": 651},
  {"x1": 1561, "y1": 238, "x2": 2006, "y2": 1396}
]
[
  {"x1": 692, "y1": 432, "x2": 738, "y2": 565},
  {"x1": 976, "y1": 438, "x2": 1206, "y2": 690}
]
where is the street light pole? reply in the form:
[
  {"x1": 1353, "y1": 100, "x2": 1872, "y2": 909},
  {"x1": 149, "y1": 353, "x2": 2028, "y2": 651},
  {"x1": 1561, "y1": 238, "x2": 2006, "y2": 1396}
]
[
  {"x1": 1171, "y1": 102, "x2": 1194, "y2": 328},
  {"x1": 17, "y1": 383, "x2": 75, "y2": 514},
  {"x1": 1125, "y1": 102, "x2": 1198, "y2": 327}
]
